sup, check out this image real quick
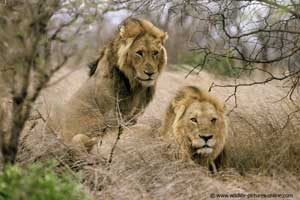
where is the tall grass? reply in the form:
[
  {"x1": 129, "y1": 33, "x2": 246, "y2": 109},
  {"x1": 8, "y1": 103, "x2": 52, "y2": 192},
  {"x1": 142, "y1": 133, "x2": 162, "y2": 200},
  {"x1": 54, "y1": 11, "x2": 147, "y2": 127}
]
[
  {"x1": 227, "y1": 110, "x2": 300, "y2": 175},
  {"x1": 5, "y1": 67, "x2": 299, "y2": 199}
]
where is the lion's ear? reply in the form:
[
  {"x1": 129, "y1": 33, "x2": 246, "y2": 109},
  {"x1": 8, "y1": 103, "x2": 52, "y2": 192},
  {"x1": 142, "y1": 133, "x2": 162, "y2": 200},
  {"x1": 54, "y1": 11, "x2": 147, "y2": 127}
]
[
  {"x1": 173, "y1": 104, "x2": 186, "y2": 124},
  {"x1": 119, "y1": 18, "x2": 143, "y2": 39}
]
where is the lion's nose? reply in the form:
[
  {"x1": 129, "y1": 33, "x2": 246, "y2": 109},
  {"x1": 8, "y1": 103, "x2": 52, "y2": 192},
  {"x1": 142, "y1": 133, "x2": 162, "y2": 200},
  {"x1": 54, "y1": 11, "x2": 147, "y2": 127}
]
[
  {"x1": 200, "y1": 135, "x2": 213, "y2": 142},
  {"x1": 144, "y1": 64, "x2": 154, "y2": 76}
]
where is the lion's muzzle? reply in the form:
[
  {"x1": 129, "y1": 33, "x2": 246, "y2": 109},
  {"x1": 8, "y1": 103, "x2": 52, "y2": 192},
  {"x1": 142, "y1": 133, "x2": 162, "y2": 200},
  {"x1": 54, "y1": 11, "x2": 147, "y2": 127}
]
[
  {"x1": 192, "y1": 133, "x2": 216, "y2": 155},
  {"x1": 137, "y1": 66, "x2": 158, "y2": 87},
  {"x1": 138, "y1": 77, "x2": 155, "y2": 87}
]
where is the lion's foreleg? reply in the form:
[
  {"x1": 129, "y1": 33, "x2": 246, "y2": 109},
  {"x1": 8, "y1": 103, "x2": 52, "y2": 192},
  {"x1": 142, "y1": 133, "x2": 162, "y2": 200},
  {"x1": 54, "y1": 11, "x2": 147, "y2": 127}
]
[
  {"x1": 72, "y1": 134, "x2": 98, "y2": 151},
  {"x1": 209, "y1": 160, "x2": 217, "y2": 174}
]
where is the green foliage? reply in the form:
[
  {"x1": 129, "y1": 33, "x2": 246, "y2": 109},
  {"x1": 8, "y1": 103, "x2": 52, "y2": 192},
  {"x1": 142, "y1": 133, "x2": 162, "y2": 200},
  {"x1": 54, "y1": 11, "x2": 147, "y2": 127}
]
[
  {"x1": 179, "y1": 52, "x2": 241, "y2": 77},
  {"x1": 0, "y1": 162, "x2": 92, "y2": 200}
]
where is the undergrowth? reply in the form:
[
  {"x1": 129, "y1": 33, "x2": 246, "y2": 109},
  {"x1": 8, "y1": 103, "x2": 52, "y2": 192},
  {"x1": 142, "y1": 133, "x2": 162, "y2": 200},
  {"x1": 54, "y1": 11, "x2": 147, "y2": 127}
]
[{"x1": 0, "y1": 161, "x2": 92, "y2": 200}]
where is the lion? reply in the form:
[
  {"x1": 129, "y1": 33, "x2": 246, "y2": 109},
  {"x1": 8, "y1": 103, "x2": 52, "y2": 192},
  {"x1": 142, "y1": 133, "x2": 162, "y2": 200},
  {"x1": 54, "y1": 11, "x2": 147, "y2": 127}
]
[
  {"x1": 160, "y1": 86, "x2": 228, "y2": 172},
  {"x1": 58, "y1": 18, "x2": 168, "y2": 150}
]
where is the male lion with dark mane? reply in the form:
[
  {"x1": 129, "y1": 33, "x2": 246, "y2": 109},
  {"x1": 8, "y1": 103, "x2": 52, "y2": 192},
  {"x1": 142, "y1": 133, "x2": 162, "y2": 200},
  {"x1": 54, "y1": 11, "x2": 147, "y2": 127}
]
[
  {"x1": 161, "y1": 86, "x2": 228, "y2": 172},
  {"x1": 59, "y1": 18, "x2": 168, "y2": 149}
]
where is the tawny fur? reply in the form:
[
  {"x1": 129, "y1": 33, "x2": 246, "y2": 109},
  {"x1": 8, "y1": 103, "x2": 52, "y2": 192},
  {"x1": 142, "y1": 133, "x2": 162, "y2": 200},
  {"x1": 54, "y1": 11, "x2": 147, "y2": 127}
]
[
  {"x1": 59, "y1": 18, "x2": 168, "y2": 149},
  {"x1": 161, "y1": 86, "x2": 228, "y2": 171}
]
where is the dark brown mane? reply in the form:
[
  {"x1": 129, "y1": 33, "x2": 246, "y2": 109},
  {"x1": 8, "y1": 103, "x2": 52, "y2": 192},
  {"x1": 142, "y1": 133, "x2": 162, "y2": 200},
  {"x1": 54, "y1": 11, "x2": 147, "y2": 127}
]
[{"x1": 88, "y1": 58, "x2": 100, "y2": 76}]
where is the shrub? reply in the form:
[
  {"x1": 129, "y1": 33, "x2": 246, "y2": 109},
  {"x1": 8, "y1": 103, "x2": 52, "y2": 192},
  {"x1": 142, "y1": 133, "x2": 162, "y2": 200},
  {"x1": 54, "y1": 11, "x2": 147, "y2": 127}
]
[
  {"x1": 179, "y1": 52, "x2": 241, "y2": 77},
  {"x1": 0, "y1": 162, "x2": 92, "y2": 200}
]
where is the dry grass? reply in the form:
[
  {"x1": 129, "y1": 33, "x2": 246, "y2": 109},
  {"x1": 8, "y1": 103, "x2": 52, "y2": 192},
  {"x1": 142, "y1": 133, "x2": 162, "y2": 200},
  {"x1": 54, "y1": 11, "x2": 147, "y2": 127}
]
[{"x1": 9, "y1": 66, "x2": 300, "y2": 199}]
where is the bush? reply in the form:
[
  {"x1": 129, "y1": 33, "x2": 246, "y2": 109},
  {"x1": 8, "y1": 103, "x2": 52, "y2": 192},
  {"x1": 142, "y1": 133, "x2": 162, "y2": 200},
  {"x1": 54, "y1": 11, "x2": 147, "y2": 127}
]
[
  {"x1": 179, "y1": 52, "x2": 241, "y2": 77},
  {"x1": 0, "y1": 162, "x2": 92, "y2": 200}
]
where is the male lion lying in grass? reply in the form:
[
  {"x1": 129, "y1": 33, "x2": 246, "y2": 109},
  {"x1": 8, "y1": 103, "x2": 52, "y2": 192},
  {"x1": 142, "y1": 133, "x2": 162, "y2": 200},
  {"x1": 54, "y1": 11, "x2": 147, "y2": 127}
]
[
  {"x1": 59, "y1": 18, "x2": 168, "y2": 149},
  {"x1": 161, "y1": 86, "x2": 228, "y2": 172}
]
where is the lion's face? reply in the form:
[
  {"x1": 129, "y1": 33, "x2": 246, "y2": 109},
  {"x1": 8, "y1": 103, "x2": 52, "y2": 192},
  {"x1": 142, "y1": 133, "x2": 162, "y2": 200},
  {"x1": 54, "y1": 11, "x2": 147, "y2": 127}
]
[
  {"x1": 174, "y1": 101, "x2": 226, "y2": 159},
  {"x1": 127, "y1": 34, "x2": 165, "y2": 87},
  {"x1": 117, "y1": 18, "x2": 167, "y2": 88}
]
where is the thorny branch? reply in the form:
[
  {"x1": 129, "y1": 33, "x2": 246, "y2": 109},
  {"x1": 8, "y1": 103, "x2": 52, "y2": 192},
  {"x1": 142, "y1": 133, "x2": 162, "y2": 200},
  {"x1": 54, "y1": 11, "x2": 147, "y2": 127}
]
[
  {"x1": 169, "y1": 0, "x2": 300, "y2": 116},
  {"x1": 108, "y1": 125, "x2": 123, "y2": 165},
  {"x1": 107, "y1": 90, "x2": 141, "y2": 166},
  {"x1": 208, "y1": 67, "x2": 300, "y2": 114}
]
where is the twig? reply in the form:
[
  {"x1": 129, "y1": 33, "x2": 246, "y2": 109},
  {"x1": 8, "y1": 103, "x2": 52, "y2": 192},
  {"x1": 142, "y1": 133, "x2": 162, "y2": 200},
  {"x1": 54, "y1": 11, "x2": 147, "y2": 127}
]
[{"x1": 107, "y1": 125, "x2": 123, "y2": 165}]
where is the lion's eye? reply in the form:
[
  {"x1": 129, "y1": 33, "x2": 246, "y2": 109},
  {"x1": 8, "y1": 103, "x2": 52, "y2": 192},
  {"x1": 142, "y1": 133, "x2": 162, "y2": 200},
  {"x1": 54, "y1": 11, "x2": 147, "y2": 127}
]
[
  {"x1": 211, "y1": 117, "x2": 217, "y2": 124},
  {"x1": 190, "y1": 117, "x2": 197, "y2": 123},
  {"x1": 153, "y1": 50, "x2": 159, "y2": 56},
  {"x1": 136, "y1": 50, "x2": 143, "y2": 57}
]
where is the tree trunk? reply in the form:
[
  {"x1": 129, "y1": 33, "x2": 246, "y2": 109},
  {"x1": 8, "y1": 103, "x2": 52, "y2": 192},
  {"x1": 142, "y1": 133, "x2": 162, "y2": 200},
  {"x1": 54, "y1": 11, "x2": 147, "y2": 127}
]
[{"x1": 1, "y1": 101, "x2": 30, "y2": 164}]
